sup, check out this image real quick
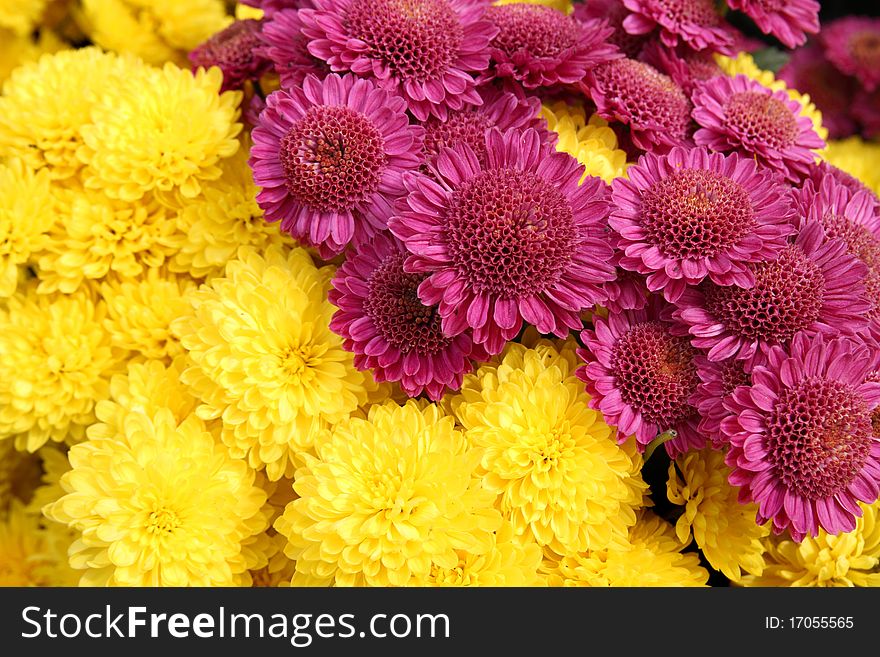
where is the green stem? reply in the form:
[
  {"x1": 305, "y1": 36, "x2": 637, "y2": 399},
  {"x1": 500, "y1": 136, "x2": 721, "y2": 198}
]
[{"x1": 643, "y1": 430, "x2": 677, "y2": 462}]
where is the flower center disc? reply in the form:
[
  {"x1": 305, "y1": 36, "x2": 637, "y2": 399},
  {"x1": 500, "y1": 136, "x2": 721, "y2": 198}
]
[
  {"x1": 345, "y1": 0, "x2": 463, "y2": 81},
  {"x1": 280, "y1": 105, "x2": 386, "y2": 212},
  {"x1": 641, "y1": 168, "x2": 755, "y2": 259},
  {"x1": 767, "y1": 377, "x2": 872, "y2": 499},
  {"x1": 725, "y1": 91, "x2": 800, "y2": 149},
  {"x1": 445, "y1": 168, "x2": 575, "y2": 298}
]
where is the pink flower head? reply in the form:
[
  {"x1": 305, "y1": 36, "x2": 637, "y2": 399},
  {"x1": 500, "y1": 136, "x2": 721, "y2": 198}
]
[
  {"x1": 582, "y1": 58, "x2": 693, "y2": 153},
  {"x1": 822, "y1": 17, "x2": 880, "y2": 92},
  {"x1": 189, "y1": 19, "x2": 272, "y2": 92},
  {"x1": 389, "y1": 128, "x2": 615, "y2": 355},
  {"x1": 260, "y1": 9, "x2": 331, "y2": 88},
  {"x1": 673, "y1": 222, "x2": 871, "y2": 369},
  {"x1": 601, "y1": 264, "x2": 650, "y2": 314},
  {"x1": 299, "y1": 0, "x2": 497, "y2": 121},
  {"x1": 483, "y1": 4, "x2": 619, "y2": 90},
  {"x1": 796, "y1": 174, "x2": 880, "y2": 322},
  {"x1": 726, "y1": 0, "x2": 819, "y2": 49},
  {"x1": 577, "y1": 299, "x2": 704, "y2": 456},
  {"x1": 249, "y1": 73, "x2": 424, "y2": 258},
  {"x1": 574, "y1": 0, "x2": 646, "y2": 57},
  {"x1": 329, "y1": 232, "x2": 485, "y2": 399},
  {"x1": 420, "y1": 85, "x2": 546, "y2": 170},
  {"x1": 778, "y1": 43, "x2": 858, "y2": 140},
  {"x1": 692, "y1": 75, "x2": 825, "y2": 182},
  {"x1": 690, "y1": 355, "x2": 750, "y2": 447},
  {"x1": 853, "y1": 88, "x2": 880, "y2": 140},
  {"x1": 639, "y1": 41, "x2": 722, "y2": 96},
  {"x1": 610, "y1": 146, "x2": 796, "y2": 303},
  {"x1": 721, "y1": 332, "x2": 880, "y2": 541},
  {"x1": 621, "y1": 0, "x2": 738, "y2": 54}
]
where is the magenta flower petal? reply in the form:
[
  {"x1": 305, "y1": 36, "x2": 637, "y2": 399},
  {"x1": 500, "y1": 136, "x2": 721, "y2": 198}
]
[
  {"x1": 689, "y1": 355, "x2": 751, "y2": 447},
  {"x1": 726, "y1": 0, "x2": 819, "y2": 49},
  {"x1": 621, "y1": 0, "x2": 738, "y2": 54},
  {"x1": 189, "y1": 19, "x2": 272, "y2": 92},
  {"x1": 721, "y1": 332, "x2": 880, "y2": 541},
  {"x1": 259, "y1": 9, "x2": 331, "y2": 88},
  {"x1": 574, "y1": 0, "x2": 647, "y2": 57},
  {"x1": 390, "y1": 127, "x2": 614, "y2": 355},
  {"x1": 692, "y1": 74, "x2": 826, "y2": 182},
  {"x1": 249, "y1": 73, "x2": 424, "y2": 258}
]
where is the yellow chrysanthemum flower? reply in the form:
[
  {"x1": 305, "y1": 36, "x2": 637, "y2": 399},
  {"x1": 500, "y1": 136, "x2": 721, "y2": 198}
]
[
  {"x1": 541, "y1": 102, "x2": 629, "y2": 184},
  {"x1": 37, "y1": 188, "x2": 183, "y2": 294},
  {"x1": 823, "y1": 137, "x2": 880, "y2": 197},
  {"x1": 0, "y1": 440, "x2": 42, "y2": 511},
  {"x1": 101, "y1": 268, "x2": 197, "y2": 361},
  {"x1": 0, "y1": 159, "x2": 55, "y2": 298},
  {"x1": 77, "y1": 64, "x2": 242, "y2": 202},
  {"x1": 494, "y1": 0, "x2": 572, "y2": 14},
  {"x1": 715, "y1": 52, "x2": 827, "y2": 143},
  {"x1": 0, "y1": 47, "x2": 136, "y2": 180},
  {"x1": 452, "y1": 340, "x2": 647, "y2": 554},
  {"x1": 172, "y1": 245, "x2": 369, "y2": 481},
  {"x1": 0, "y1": 283, "x2": 123, "y2": 452},
  {"x1": 0, "y1": 501, "x2": 79, "y2": 586},
  {"x1": 0, "y1": 28, "x2": 65, "y2": 85},
  {"x1": 45, "y1": 408, "x2": 268, "y2": 586},
  {"x1": 542, "y1": 512, "x2": 710, "y2": 586},
  {"x1": 421, "y1": 520, "x2": 544, "y2": 586},
  {"x1": 0, "y1": 0, "x2": 49, "y2": 36},
  {"x1": 740, "y1": 501, "x2": 880, "y2": 587},
  {"x1": 171, "y1": 143, "x2": 295, "y2": 279},
  {"x1": 77, "y1": 0, "x2": 231, "y2": 66},
  {"x1": 275, "y1": 400, "x2": 502, "y2": 586},
  {"x1": 667, "y1": 448, "x2": 768, "y2": 581}
]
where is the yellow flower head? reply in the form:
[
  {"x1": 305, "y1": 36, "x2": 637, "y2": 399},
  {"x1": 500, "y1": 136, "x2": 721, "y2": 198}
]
[
  {"x1": 101, "y1": 268, "x2": 197, "y2": 361},
  {"x1": 37, "y1": 187, "x2": 183, "y2": 294},
  {"x1": 667, "y1": 447, "x2": 768, "y2": 581},
  {"x1": 171, "y1": 143, "x2": 295, "y2": 279},
  {"x1": 543, "y1": 511, "x2": 710, "y2": 586},
  {"x1": 421, "y1": 520, "x2": 544, "y2": 586},
  {"x1": 46, "y1": 408, "x2": 268, "y2": 586},
  {"x1": 541, "y1": 101, "x2": 629, "y2": 184},
  {"x1": 0, "y1": 0, "x2": 49, "y2": 36},
  {"x1": 715, "y1": 52, "x2": 827, "y2": 143},
  {"x1": 275, "y1": 400, "x2": 502, "y2": 586},
  {"x1": 0, "y1": 500, "x2": 79, "y2": 586},
  {"x1": 77, "y1": 0, "x2": 231, "y2": 66},
  {"x1": 0, "y1": 47, "x2": 136, "y2": 180},
  {"x1": 0, "y1": 283, "x2": 123, "y2": 452},
  {"x1": 740, "y1": 500, "x2": 880, "y2": 587},
  {"x1": 0, "y1": 159, "x2": 55, "y2": 298},
  {"x1": 173, "y1": 245, "x2": 369, "y2": 480},
  {"x1": 823, "y1": 137, "x2": 880, "y2": 197},
  {"x1": 452, "y1": 339, "x2": 647, "y2": 554},
  {"x1": 0, "y1": 28, "x2": 65, "y2": 85},
  {"x1": 78, "y1": 64, "x2": 242, "y2": 202}
]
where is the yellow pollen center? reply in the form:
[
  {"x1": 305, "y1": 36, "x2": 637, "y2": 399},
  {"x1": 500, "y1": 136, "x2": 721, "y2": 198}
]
[{"x1": 147, "y1": 508, "x2": 180, "y2": 535}]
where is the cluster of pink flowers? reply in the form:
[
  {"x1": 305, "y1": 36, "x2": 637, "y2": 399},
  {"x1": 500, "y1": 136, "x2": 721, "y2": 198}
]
[
  {"x1": 780, "y1": 15, "x2": 880, "y2": 138},
  {"x1": 191, "y1": 0, "x2": 880, "y2": 544}
]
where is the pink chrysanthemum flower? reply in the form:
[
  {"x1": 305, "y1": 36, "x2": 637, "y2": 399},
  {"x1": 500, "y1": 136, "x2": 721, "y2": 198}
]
[
  {"x1": 299, "y1": 0, "x2": 497, "y2": 121},
  {"x1": 389, "y1": 128, "x2": 614, "y2": 355},
  {"x1": 420, "y1": 86, "x2": 545, "y2": 170},
  {"x1": 640, "y1": 42, "x2": 722, "y2": 96},
  {"x1": 583, "y1": 58, "x2": 692, "y2": 153},
  {"x1": 260, "y1": 9, "x2": 331, "y2": 89},
  {"x1": 797, "y1": 175, "x2": 880, "y2": 323},
  {"x1": 673, "y1": 222, "x2": 871, "y2": 368},
  {"x1": 778, "y1": 44, "x2": 858, "y2": 140},
  {"x1": 690, "y1": 355, "x2": 750, "y2": 447},
  {"x1": 577, "y1": 301, "x2": 704, "y2": 456},
  {"x1": 726, "y1": 0, "x2": 819, "y2": 49},
  {"x1": 692, "y1": 75, "x2": 825, "y2": 182},
  {"x1": 249, "y1": 74, "x2": 423, "y2": 258},
  {"x1": 574, "y1": 0, "x2": 646, "y2": 58},
  {"x1": 482, "y1": 4, "x2": 618, "y2": 90},
  {"x1": 329, "y1": 232, "x2": 484, "y2": 399},
  {"x1": 822, "y1": 17, "x2": 880, "y2": 92},
  {"x1": 601, "y1": 266, "x2": 650, "y2": 314},
  {"x1": 190, "y1": 20, "x2": 271, "y2": 93},
  {"x1": 621, "y1": 0, "x2": 737, "y2": 54},
  {"x1": 610, "y1": 146, "x2": 796, "y2": 304},
  {"x1": 721, "y1": 332, "x2": 880, "y2": 540}
]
